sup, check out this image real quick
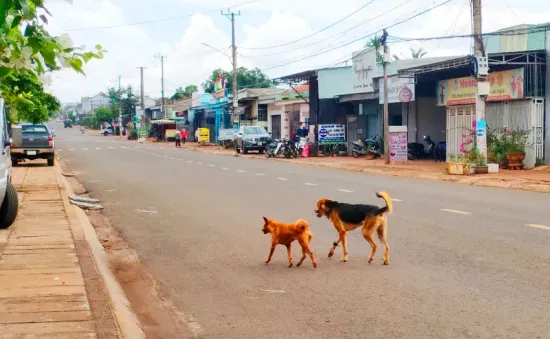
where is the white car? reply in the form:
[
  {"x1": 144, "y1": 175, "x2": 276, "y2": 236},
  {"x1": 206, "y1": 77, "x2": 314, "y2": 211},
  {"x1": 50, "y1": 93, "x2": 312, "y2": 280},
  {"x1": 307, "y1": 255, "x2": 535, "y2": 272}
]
[{"x1": 101, "y1": 127, "x2": 114, "y2": 136}]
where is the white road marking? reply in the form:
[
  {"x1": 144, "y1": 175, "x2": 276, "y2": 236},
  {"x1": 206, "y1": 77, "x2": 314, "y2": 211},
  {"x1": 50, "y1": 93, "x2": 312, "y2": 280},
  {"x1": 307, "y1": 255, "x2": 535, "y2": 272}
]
[
  {"x1": 208, "y1": 164, "x2": 214, "y2": 167},
  {"x1": 260, "y1": 288, "x2": 285, "y2": 293},
  {"x1": 441, "y1": 208, "x2": 471, "y2": 215},
  {"x1": 278, "y1": 177, "x2": 288, "y2": 181},
  {"x1": 337, "y1": 189, "x2": 354, "y2": 193},
  {"x1": 222, "y1": 167, "x2": 229, "y2": 170},
  {"x1": 170, "y1": 157, "x2": 176, "y2": 160},
  {"x1": 393, "y1": 198, "x2": 403, "y2": 202},
  {"x1": 197, "y1": 162, "x2": 203, "y2": 165},
  {"x1": 69, "y1": 149, "x2": 76, "y2": 151},
  {"x1": 237, "y1": 170, "x2": 246, "y2": 173},
  {"x1": 304, "y1": 183, "x2": 317, "y2": 186},
  {"x1": 82, "y1": 148, "x2": 88, "y2": 150},
  {"x1": 105, "y1": 189, "x2": 117, "y2": 192},
  {"x1": 134, "y1": 209, "x2": 157, "y2": 215},
  {"x1": 108, "y1": 146, "x2": 114, "y2": 149},
  {"x1": 96, "y1": 147, "x2": 101, "y2": 150},
  {"x1": 121, "y1": 146, "x2": 128, "y2": 149},
  {"x1": 256, "y1": 173, "x2": 264, "y2": 176},
  {"x1": 187, "y1": 160, "x2": 193, "y2": 163},
  {"x1": 526, "y1": 224, "x2": 550, "y2": 231},
  {"x1": 88, "y1": 180, "x2": 100, "y2": 183}
]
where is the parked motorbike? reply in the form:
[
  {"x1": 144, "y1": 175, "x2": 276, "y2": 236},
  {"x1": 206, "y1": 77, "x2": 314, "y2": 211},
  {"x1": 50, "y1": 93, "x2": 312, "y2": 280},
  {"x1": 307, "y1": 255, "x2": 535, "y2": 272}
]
[
  {"x1": 80, "y1": 127, "x2": 85, "y2": 134},
  {"x1": 351, "y1": 135, "x2": 382, "y2": 159},
  {"x1": 424, "y1": 135, "x2": 446, "y2": 162},
  {"x1": 407, "y1": 142, "x2": 425, "y2": 160},
  {"x1": 265, "y1": 139, "x2": 294, "y2": 159}
]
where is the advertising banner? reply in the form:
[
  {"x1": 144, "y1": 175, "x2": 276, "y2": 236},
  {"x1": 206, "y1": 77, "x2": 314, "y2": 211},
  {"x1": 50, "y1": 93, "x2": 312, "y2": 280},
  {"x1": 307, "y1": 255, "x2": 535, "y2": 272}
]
[
  {"x1": 437, "y1": 68, "x2": 524, "y2": 106},
  {"x1": 388, "y1": 126, "x2": 408, "y2": 162},
  {"x1": 318, "y1": 124, "x2": 346, "y2": 145},
  {"x1": 379, "y1": 76, "x2": 415, "y2": 104},
  {"x1": 351, "y1": 49, "x2": 377, "y2": 94}
]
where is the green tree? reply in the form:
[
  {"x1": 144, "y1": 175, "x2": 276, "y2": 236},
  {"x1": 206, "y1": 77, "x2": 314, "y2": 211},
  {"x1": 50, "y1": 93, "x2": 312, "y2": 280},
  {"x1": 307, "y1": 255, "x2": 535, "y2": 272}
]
[
  {"x1": 393, "y1": 47, "x2": 428, "y2": 60},
  {"x1": 2, "y1": 73, "x2": 60, "y2": 123},
  {"x1": 171, "y1": 84, "x2": 198, "y2": 100},
  {"x1": 202, "y1": 67, "x2": 272, "y2": 94},
  {"x1": 171, "y1": 87, "x2": 186, "y2": 100},
  {"x1": 366, "y1": 36, "x2": 383, "y2": 64},
  {"x1": 94, "y1": 106, "x2": 116, "y2": 124}
]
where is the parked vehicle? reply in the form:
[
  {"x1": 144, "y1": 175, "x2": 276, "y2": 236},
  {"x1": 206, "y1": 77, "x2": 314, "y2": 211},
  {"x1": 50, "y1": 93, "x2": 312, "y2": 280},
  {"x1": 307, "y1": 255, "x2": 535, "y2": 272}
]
[
  {"x1": 424, "y1": 135, "x2": 446, "y2": 162},
  {"x1": 234, "y1": 126, "x2": 270, "y2": 154},
  {"x1": 407, "y1": 142, "x2": 425, "y2": 160},
  {"x1": 11, "y1": 123, "x2": 55, "y2": 167},
  {"x1": 296, "y1": 137, "x2": 311, "y2": 156},
  {"x1": 351, "y1": 135, "x2": 382, "y2": 158},
  {"x1": 101, "y1": 126, "x2": 114, "y2": 136},
  {"x1": 0, "y1": 98, "x2": 19, "y2": 229},
  {"x1": 265, "y1": 139, "x2": 295, "y2": 159}
]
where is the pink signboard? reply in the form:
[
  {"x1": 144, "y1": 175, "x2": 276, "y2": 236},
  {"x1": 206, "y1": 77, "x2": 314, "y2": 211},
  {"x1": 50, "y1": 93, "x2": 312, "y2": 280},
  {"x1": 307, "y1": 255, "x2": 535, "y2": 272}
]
[{"x1": 389, "y1": 126, "x2": 408, "y2": 162}]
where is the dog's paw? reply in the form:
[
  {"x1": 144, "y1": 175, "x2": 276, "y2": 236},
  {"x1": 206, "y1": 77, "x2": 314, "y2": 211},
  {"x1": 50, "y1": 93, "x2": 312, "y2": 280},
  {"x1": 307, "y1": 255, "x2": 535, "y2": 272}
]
[
  {"x1": 313, "y1": 263, "x2": 317, "y2": 268},
  {"x1": 328, "y1": 250, "x2": 335, "y2": 258},
  {"x1": 296, "y1": 262, "x2": 302, "y2": 267},
  {"x1": 288, "y1": 263, "x2": 293, "y2": 268},
  {"x1": 383, "y1": 259, "x2": 389, "y2": 265},
  {"x1": 368, "y1": 257, "x2": 374, "y2": 264},
  {"x1": 265, "y1": 260, "x2": 270, "y2": 264},
  {"x1": 339, "y1": 256, "x2": 348, "y2": 262}
]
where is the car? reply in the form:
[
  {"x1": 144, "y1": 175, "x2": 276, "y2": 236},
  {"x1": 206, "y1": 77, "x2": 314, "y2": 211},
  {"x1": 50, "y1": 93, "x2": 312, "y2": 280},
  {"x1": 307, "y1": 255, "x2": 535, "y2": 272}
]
[
  {"x1": 64, "y1": 120, "x2": 72, "y2": 128},
  {"x1": 0, "y1": 98, "x2": 19, "y2": 229},
  {"x1": 234, "y1": 126, "x2": 270, "y2": 154},
  {"x1": 101, "y1": 126, "x2": 114, "y2": 136},
  {"x1": 10, "y1": 123, "x2": 55, "y2": 167}
]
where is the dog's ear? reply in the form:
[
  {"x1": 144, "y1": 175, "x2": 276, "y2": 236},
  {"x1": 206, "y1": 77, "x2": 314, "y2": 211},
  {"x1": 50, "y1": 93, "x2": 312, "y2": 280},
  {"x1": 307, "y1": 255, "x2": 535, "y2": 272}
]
[{"x1": 263, "y1": 216, "x2": 268, "y2": 224}]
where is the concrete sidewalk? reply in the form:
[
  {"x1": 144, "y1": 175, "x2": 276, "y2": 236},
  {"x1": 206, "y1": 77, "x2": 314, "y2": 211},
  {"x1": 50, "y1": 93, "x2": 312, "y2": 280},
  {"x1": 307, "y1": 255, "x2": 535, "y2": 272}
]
[{"x1": 0, "y1": 165, "x2": 120, "y2": 338}]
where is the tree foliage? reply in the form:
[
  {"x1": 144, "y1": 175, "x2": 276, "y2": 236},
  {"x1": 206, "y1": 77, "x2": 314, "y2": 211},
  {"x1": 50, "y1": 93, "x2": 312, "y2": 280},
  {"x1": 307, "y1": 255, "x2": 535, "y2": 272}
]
[
  {"x1": 171, "y1": 84, "x2": 198, "y2": 100},
  {"x1": 366, "y1": 36, "x2": 383, "y2": 64},
  {"x1": 202, "y1": 67, "x2": 272, "y2": 94},
  {"x1": 393, "y1": 47, "x2": 428, "y2": 60},
  {"x1": 106, "y1": 85, "x2": 138, "y2": 121},
  {"x1": 0, "y1": 0, "x2": 104, "y2": 124}
]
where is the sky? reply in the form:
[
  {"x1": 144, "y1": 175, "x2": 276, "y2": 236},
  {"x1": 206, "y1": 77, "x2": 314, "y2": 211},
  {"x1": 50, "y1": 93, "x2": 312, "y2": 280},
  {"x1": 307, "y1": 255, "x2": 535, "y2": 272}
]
[{"x1": 44, "y1": 0, "x2": 550, "y2": 103}]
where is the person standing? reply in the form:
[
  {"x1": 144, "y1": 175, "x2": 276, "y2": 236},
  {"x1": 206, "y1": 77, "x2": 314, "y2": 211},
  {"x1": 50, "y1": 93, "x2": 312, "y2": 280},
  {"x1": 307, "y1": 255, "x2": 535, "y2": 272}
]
[
  {"x1": 181, "y1": 128, "x2": 187, "y2": 144},
  {"x1": 175, "y1": 129, "x2": 181, "y2": 148}
]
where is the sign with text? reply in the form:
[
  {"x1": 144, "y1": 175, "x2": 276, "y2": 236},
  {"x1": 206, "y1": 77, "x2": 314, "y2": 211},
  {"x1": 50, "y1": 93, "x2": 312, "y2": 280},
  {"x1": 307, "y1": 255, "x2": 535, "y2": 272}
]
[
  {"x1": 437, "y1": 68, "x2": 524, "y2": 106},
  {"x1": 389, "y1": 126, "x2": 408, "y2": 162},
  {"x1": 379, "y1": 76, "x2": 415, "y2": 104},
  {"x1": 198, "y1": 128, "x2": 210, "y2": 142},
  {"x1": 318, "y1": 124, "x2": 346, "y2": 145},
  {"x1": 351, "y1": 49, "x2": 377, "y2": 94}
]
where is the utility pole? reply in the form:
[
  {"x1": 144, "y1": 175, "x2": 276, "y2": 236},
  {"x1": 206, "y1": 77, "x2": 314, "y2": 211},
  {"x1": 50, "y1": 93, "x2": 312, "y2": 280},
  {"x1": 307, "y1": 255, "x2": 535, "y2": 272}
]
[
  {"x1": 472, "y1": 0, "x2": 488, "y2": 160},
  {"x1": 222, "y1": 9, "x2": 241, "y2": 126},
  {"x1": 381, "y1": 30, "x2": 390, "y2": 165},
  {"x1": 137, "y1": 66, "x2": 147, "y2": 139},
  {"x1": 155, "y1": 54, "x2": 167, "y2": 118},
  {"x1": 117, "y1": 75, "x2": 123, "y2": 138}
]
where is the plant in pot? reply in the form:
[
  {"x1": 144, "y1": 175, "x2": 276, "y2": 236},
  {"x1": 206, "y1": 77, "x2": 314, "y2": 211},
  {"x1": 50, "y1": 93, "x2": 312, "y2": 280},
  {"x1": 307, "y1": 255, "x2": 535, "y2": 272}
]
[
  {"x1": 502, "y1": 130, "x2": 529, "y2": 170},
  {"x1": 446, "y1": 153, "x2": 470, "y2": 175},
  {"x1": 465, "y1": 147, "x2": 488, "y2": 174}
]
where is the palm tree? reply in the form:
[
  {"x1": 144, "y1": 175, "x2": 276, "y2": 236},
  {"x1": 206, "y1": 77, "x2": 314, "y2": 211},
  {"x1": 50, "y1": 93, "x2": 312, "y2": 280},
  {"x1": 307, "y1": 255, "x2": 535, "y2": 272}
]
[
  {"x1": 410, "y1": 47, "x2": 428, "y2": 58},
  {"x1": 365, "y1": 36, "x2": 383, "y2": 63}
]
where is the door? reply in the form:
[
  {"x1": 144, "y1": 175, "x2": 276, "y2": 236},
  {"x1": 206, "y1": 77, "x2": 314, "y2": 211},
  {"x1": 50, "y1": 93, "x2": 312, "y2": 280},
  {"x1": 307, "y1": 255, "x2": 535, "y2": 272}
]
[
  {"x1": 446, "y1": 105, "x2": 474, "y2": 161},
  {"x1": 271, "y1": 115, "x2": 281, "y2": 139},
  {"x1": 347, "y1": 115, "x2": 358, "y2": 154},
  {"x1": 366, "y1": 114, "x2": 379, "y2": 139}
]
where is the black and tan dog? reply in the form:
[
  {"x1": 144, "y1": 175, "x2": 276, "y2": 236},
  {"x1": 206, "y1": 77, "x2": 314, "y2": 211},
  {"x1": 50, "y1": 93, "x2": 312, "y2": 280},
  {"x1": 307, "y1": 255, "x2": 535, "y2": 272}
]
[{"x1": 314, "y1": 192, "x2": 392, "y2": 265}]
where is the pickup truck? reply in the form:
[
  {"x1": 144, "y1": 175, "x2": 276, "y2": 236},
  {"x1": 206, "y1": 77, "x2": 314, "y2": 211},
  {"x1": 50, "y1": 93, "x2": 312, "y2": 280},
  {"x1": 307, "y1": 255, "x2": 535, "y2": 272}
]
[{"x1": 10, "y1": 124, "x2": 55, "y2": 167}]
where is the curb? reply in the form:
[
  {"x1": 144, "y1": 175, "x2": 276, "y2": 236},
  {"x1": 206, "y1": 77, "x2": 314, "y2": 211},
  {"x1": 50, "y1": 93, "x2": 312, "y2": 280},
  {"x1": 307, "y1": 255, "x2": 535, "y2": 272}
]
[{"x1": 54, "y1": 163, "x2": 145, "y2": 339}]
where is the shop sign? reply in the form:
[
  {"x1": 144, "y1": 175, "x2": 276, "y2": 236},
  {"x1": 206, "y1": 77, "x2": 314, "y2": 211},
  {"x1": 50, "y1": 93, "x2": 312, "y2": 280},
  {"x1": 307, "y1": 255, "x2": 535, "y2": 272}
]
[
  {"x1": 218, "y1": 129, "x2": 235, "y2": 141},
  {"x1": 352, "y1": 49, "x2": 377, "y2": 94},
  {"x1": 379, "y1": 76, "x2": 415, "y2": 104},
  {"x1": 318, "y1": 124, "x2": 346, "y2": 144},
  {"x1": 198, "y1": 128, "x2": 210, "y2": 142},
  {"x1": 389, "y1": 126, "x2": 408, "y2": 162},
  {"x1": 437, "y1": 68, "x2": 524, "y2": 106}
]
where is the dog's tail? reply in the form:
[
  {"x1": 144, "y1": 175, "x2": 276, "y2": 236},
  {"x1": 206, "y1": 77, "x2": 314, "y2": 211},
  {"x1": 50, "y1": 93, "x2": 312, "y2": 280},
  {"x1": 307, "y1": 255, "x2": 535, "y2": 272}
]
[
  {"x1": 295, "y1": 219, "x2": 310, "y2": 232},
  {"x1": 376, "y1": 191, "x2": 392, "y2": 215}
]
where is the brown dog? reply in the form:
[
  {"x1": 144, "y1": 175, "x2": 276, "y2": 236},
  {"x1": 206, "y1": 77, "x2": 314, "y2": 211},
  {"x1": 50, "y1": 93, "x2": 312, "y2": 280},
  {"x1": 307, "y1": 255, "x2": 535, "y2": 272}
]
[
  {"x1": 315, "y1": 192, "x2": 392, "y2": 265},
  {"x1": 262, "y1": 217, "x2": 317, "y2": 268}
]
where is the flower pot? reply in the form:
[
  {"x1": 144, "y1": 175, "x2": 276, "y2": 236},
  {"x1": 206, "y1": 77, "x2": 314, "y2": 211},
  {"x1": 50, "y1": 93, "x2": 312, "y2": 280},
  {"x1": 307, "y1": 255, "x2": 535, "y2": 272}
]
[
  {"x1": 487, "y1": 163, "x2": 499, "y2": 173},
  {"x1": 506, "y1": 153, "x2": 525, "y2": 170},
  {"x1": 473, "y1": 165, "x2": 489, "y2": 174},
  {"x1": 447, "y1": 162, "x2": 470, "y2": 175}
]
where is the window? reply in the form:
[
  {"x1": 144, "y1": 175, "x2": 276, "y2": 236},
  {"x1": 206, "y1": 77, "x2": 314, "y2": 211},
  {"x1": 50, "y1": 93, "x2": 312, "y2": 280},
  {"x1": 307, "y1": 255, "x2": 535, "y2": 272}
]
[
  {"x1": 21, "y1": 125, "x2": 48, "y2": 133},
  {"x1": 258, "y1": 104, "x2": 268, "y2": 122},
  {"x1": 244, "y1": 126, "x2": 266, "y2": 135}
]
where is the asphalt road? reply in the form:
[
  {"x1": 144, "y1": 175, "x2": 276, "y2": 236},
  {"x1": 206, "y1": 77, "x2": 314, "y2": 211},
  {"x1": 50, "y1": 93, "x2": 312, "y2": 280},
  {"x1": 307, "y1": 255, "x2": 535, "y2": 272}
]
[{"x1": 54, "y1": 123, "x2": 550, "y2": 339}]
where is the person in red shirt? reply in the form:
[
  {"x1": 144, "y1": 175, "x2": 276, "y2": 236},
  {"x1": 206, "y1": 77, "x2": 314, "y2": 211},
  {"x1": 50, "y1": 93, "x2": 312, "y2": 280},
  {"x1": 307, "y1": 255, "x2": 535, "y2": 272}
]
[{"x1": 181, "y1": 128, "x2": 188, "y2": 144}]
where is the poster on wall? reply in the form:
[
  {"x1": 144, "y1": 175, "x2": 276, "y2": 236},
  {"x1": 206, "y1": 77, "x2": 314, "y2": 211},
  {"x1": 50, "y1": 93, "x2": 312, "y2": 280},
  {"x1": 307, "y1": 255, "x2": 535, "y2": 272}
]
[
  {"x1": 351, "y1": 49, "x2": 377, "y2": 94},
  {"x1": 379, "y1": 76, "x2": 415, "y2": 104},
  {"x1": 388, "y1": 126, "x2": 408, "y2": 162},
  {"x1": 436, "y1": 68, "x2": 524, "y2": 106},
  {"x1": 318, "y1": 124, "x2": 346, "y2": 144}
]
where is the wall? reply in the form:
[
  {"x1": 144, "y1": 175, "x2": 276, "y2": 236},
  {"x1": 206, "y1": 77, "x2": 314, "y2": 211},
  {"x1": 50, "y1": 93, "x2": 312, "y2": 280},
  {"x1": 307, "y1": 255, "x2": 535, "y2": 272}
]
[
  {"x1": 267, "y1": 104, "x2": 282, "y2": 135},
  {"x1": 416, "y1": 97, "x2": 446, "y2": 145},
  {"x1": 546, "y1": 29, "x2": 550, "y2": 164}
]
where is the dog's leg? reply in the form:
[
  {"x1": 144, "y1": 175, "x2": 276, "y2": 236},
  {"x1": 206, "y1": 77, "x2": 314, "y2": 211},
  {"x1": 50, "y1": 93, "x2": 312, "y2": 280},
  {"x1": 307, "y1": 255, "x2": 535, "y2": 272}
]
[
  {"x1": 377, "y1": 224, "x2": 390, "y2": 265},
  {"x1": 328, "y1": 238, "x2": 341, "y2": 258},
  {"x1": 265, "y1": 243, "x2": 276, "y2": 264},
  {"x1": 286, "y1": 244, "x2": 293, "y2": 268},
  {"x1": 297, "y1": 249, "x2": 307, "y2": 267},
  {"x1": 339, "y1": 231, "x2": 349, "y2": 262},
  {"x1": 362, "y1": 227, "x2": 377, "y2": 263},
  {"x1": 308, "y1": 248, "x2": 317, "y2": 268}
]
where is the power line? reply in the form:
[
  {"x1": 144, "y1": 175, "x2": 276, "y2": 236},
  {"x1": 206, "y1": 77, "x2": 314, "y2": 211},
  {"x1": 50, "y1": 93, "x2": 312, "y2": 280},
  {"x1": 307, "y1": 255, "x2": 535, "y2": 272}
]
[
  {"x1": 238, "y1": 0, "x2": 379, "y2": 50},
  {"x1": 63, "y1": 0, "x2": 262, "y2": 32},
  {"x1": 238, "y1": 0, "x2": 413, "y2": 58},
  {"x1": 503, "y1": 0, "x2": 525, "y2": 25},
  {"x1": 261, "y1": 0, "x2": 453, "y2": 72}
]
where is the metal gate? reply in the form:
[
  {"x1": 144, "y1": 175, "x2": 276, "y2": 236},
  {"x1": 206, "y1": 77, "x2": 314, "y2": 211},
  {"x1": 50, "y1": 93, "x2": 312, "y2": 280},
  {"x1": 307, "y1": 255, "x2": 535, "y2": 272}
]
[
  {"x1": 347, "y1": 115, "x2": 357, "y2": 155},
  {"x1": 271, "y1": 115, "x2": 281, "y2": 139},
  {"x1": 446, "y1": 105, "x2": 475, "y2": 161}
]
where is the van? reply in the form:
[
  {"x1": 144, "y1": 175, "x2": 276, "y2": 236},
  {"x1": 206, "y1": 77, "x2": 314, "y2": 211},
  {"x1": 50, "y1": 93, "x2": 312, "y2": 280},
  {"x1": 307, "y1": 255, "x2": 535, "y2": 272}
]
[{"x1": 0, "y1": 98, "x2": 19, "y2": 229}]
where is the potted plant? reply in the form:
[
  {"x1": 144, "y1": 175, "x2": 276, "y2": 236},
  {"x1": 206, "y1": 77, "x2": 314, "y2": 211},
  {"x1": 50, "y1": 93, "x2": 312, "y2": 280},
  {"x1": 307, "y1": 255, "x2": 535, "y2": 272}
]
[
  {"x1": 447, "y1": 153, "x2": 470, "y2": 175},
  {"x1": 502, "y1": 130, "x2": 529, "y2": 170},
  {"x1": 465, "y1": 147, "x2": 488, "y2": 174}
]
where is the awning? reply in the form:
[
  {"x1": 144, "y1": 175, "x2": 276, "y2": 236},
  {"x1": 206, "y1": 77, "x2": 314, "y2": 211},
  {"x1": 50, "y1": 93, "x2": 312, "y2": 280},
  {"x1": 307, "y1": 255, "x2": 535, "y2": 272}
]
[{"x1": 150, "y1": 119, "x2": 176, "y2": 125}]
